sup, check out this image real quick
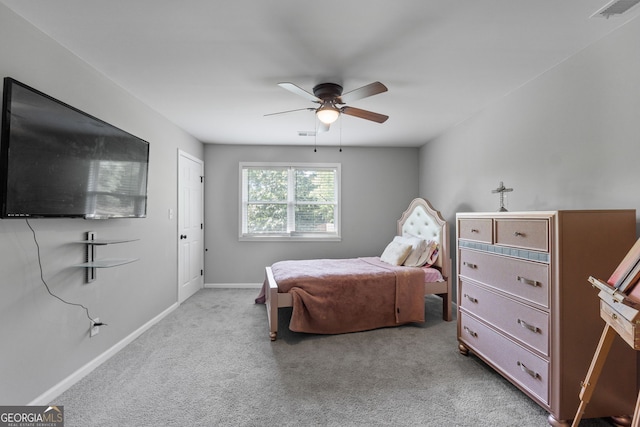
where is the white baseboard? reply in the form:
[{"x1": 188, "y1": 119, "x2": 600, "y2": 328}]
[
  {"x1": 28, "y1": 302, "x2": 179, "y2": 405},
  {"x1": 204, "y1": 283, "x2": 261, "y2": 289}
]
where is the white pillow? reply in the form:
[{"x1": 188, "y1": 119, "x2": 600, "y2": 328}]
[
  {"x1": 394, "y1": 235, "x2": 427, "y2": 267},
  {"x1": 380, "y1": 240, "x2": 413, "y2": 266}
]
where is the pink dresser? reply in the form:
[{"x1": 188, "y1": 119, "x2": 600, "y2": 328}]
[{"x1": 457, "y1": 210, "x2": 638, "y2": 426}]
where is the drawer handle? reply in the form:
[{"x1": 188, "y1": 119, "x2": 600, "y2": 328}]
[
  {"x1": 517, "y1": 276, "x2": 541, "y2": 287},
  {"x1": 517, "y1": 319, "x2": 541, "y2": 334},
  {"x1": 471, "y1": 228, "x2": 479, "y2": 233},
  {"x1": 464, "y1": 294, "x2": 478, "y2": 304},
  {"x1": 514, "y1": 231, "x2": 525, "y2": 237},
  {"x1": 463, "y1": 326, "x2": 478, "y2": 338},
  {"x1": 463, "y1": 262, "x2": 478, "y2": 269},
  {"x1": 517, "y1": 361, "x2": 541, "y2": 380}
]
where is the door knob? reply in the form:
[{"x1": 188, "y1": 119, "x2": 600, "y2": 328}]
[{"x1": 180, "y1": 234, "x2": 187, "y2": 239}]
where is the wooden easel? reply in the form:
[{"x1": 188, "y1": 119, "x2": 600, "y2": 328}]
[{"x1": 572, "y1": 280, "x2": 640, "y2": 427}]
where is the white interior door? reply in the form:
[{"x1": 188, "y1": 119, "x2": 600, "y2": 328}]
[{"x1": 178, "y1": 150, "x2": 204, "y2": 303}]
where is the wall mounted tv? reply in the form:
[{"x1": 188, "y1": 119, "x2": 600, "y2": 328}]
[{"x1": 0, "y1": 77, "x2": 149, "y2": 219}]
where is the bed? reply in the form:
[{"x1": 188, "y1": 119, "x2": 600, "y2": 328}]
[{"x1": 257, "y1": 197, "x2": 451, "y2": 341}]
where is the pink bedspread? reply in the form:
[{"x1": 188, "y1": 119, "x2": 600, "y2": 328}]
[{"x1": 260, "y1": 257, "x2": 427, "y2": 335}]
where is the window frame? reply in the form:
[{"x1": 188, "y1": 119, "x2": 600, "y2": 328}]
[{"x1": 239, "y1": 162, "x2": 341, "y2": 242}]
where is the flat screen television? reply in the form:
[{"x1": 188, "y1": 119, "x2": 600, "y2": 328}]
[{"x1": 0, "y1": 77, "x2": 149, "y2": 219}]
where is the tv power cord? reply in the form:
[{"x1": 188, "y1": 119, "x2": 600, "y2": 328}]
[{"x1": 25, "y1": 218, "x2": 104, "y2": 326}]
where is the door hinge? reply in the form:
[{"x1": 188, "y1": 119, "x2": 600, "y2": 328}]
[
  {"x1": 201, "y1": 269, "x2": 204, "y2": 276},
  {"x1": 201, "y1": 223, "x2": 203, "y2": 229},
  {"x1": 200, "y1": 176, "x2": 204, "y2": 183}
]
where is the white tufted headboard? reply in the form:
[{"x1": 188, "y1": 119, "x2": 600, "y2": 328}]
[{"x1": 396, "y1": 198, "x2": 449, "y2": 276}]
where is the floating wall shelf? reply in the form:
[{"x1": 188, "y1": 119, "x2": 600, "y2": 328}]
[{"x1": 75, "y1": 231, "x2": 139, "y2": 282}]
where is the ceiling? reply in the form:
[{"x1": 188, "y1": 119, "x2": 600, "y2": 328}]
[{"x1": 1, "y1": 0, "x2": 639, "y2": 147}]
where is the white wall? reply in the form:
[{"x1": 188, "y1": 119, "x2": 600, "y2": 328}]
[
  {"x1": 419, "y1": 16, "x2": 640, "y2": 231},
  {"x1": 0, "y1": 5, "x2": 203, "y2": 404},
  {"x1": 203, "y1": 144, "x2": 420, "y2": 284},
  {"x1": 418, "y1": 16, "x2": 640, "y2": 296}
]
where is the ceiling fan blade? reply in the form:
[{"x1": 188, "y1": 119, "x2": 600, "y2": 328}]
[
  {"x1": 316, "y1": 121, "x2": 330, "y2": 134},
  {"x1": 338, "y1": 81, "x2": 388, "y2": 104},
  {"x1": 341, "y1": 106, "x2": 388, "y2": 123},
  {"x1": 278, "y1": 82, "x2": 321, "y2": 103},
  {"x1": 264, "y1": 107, "x2": 315, "y2": 117}
]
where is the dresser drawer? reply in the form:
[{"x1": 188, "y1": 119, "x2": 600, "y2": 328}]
[
  {"x1": 458, "y1": 218, "x2": 493, "y2": 243},
  {"x1": 459, "y1": 248, "x2": 549, "y2": 308},
  {"x1": 460, "y1": 280, "x2": 549, "y2": 356},
  {"x1": 495, "y1": 219, "x2": 549, "y2": 251},
  {"x1": 460, "y1": 312, "x2": 549, "y2": 404}
]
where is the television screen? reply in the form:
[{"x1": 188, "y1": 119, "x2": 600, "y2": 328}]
[{"x1": 0, "y1": 78, "x2": 149, "y2": 218}]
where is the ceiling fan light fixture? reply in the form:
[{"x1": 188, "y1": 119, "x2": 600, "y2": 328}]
[{"x1": 316, "y1": 105, "x2": 340, "y2": 124}]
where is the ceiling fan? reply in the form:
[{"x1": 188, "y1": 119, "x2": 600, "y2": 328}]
[{"x1": 266, "y1": 81, "x2": 389, "y2": 133}]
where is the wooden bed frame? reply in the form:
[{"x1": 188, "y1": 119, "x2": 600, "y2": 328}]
[{"x1": 263, "y1": 197, "x2": 452, "y2": 340}]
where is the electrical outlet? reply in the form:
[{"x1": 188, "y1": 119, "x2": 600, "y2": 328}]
[{"x1": 90, "y1": 318, "x2": 100, "y2": 337}]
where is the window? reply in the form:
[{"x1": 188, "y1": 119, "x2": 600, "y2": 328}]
[{"x1": 240, "y1": 162, "x2": 341, "y2": 241}]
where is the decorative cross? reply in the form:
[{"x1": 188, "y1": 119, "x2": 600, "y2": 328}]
[{"x1": 491, "y1": 181, "x2": 513, "y2": 212}]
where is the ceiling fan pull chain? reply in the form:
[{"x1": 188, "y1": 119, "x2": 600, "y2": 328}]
[{"x1": 339, "y1": 115, "x2": 342, "y2": 152}]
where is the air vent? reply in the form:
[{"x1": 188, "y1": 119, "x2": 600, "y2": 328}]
[
  {"x1": 592, "y1": 0, "x2": 640, "y2": 18},
  {"x1": 298, "y1": 131, "x2": 316, "y2": 137}
]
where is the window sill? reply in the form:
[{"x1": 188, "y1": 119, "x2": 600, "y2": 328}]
[{"x1": 239, "y1": 234, "x2": 341, "y2": 242}]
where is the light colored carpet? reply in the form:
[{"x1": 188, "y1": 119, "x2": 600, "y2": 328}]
[{"x1": 53, "y1": 289, "x2": 612, "y2": 426}]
